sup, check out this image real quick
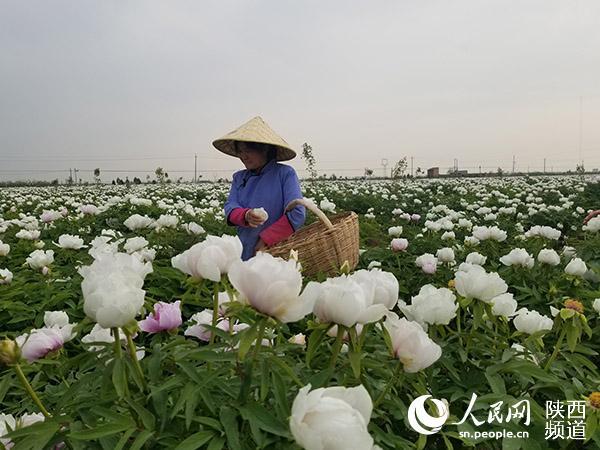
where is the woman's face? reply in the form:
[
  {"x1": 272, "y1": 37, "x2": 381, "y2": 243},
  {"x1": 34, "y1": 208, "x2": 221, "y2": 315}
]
[{"x1": 237, "y1": 142, "x2": 268, "y2": 171}]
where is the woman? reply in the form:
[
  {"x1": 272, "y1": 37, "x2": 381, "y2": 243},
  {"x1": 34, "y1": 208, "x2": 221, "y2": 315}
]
[{"x1": 213, "y1": 116, "x2": 306, "y2": 260}]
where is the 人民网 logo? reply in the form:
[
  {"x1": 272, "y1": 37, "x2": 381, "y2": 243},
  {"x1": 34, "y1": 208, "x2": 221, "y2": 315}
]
[{"x1": 407, "y1": 394, "x2": 449, "y2": 435}]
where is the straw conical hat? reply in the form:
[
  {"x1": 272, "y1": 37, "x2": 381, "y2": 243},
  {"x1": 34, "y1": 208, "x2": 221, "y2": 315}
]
[{"x1": 212, "y1": 116, "x2": 296, "y2": 161}]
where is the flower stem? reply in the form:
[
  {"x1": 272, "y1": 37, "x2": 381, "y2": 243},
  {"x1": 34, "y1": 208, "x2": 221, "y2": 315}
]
[
  {"x1": 374, "y1": 360, "x2": 403, "y2": 408},
  {"x1": 252, "y1": 318, "x2": 267, "y2": 362},
  {"x1": 124, "y1": 331, "x2": 148, "y2": 392},
  {"x1": 544, "y1": 327, "x2": 567, "y2": 371},
  {"x1": 328, "y1": 325, "x2": 345, "y2": 376},
  {"x1": 14, "y1": 363, "x2": 51, "y2": 418},
  {"x1": 210, "y1": 282, "x2": 219, "y2": 345},
  {"x1": 112, "y1": 327, "x2": 122, "y2": 358}
]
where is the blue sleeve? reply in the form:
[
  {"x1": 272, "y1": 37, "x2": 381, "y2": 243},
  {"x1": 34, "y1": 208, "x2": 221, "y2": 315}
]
[
  {"x1": 282, "y1": 167, "x2": 305, "y2": 231},
  {"x1": 224, "y1": 172, "x2": 244, "y2": 223}
]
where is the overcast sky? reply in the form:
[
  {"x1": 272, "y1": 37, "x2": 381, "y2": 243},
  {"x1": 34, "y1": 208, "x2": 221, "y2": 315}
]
[{"x1": 1, "y1": 0, "x2": 600, "y2": 182}]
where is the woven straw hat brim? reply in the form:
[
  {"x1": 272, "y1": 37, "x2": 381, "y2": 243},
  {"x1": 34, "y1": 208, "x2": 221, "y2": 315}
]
[{"x1": 212, "y1": 116, "x2": 297, "y2": 162}]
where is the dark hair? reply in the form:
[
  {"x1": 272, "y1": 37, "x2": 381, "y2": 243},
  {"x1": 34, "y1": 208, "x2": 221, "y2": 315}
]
[{"x1": 235, "y1": 141, "x2": 278, "y2": 161}]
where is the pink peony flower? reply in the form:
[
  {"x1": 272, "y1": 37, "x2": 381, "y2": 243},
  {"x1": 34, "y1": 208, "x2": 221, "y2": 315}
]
[
  {"x1": 16, "y1": 328, "x2": 65, "y2": 362},
  {"x1": 139, "y1": 301, "x2": 182, "y2": 333},
  {"x1": 422, "y1": 262, "x2": 437, "y2": 274},
  {"x1": 390, "y1": 238, "x2": 409, "y2": 252}
]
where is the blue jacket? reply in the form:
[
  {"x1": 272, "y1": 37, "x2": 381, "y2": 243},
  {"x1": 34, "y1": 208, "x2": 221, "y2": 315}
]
[{"x1": 224, "y1": 159, "x2": 305, "y2": 260}]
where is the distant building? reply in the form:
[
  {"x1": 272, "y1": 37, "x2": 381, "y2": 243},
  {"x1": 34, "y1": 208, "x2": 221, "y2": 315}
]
[
  {"x1": 456, "y1": 170, "x2": 468, "y2": 176},
  {"x1": 427, "y1": 167, "x2": 440, "y2": 178}
]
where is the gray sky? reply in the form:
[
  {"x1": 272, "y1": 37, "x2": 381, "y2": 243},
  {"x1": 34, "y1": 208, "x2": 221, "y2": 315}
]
[{"x1": 1, "y1": 0, "x2": 600, "y2": 182}]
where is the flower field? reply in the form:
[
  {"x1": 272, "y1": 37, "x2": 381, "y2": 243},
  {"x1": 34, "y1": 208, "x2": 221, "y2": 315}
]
[{"x1": 1, "y1": 176, "x2": 600, "y2": 449}]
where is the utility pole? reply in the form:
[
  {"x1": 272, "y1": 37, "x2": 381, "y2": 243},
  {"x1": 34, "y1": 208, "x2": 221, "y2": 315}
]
[
  {"x1": 453, "y1": 158, "x2": 458, "y2": 173},
  {"x1": 512, "y1": 155, "x2": 516, "y2": 174},
  {"x1": 381, "y1": 158, "x2": 388, "y2": 178},
  {"x1": 543, "y1": 158, "x2": 546, "y2": 173},
  {"x1": 74, "y1": 168, "x2": 78, "y2": 184},
  {"x1": 410, "y1": 156, "x2": 414, "y2": 177},
  {"x1": 194, "y1": 154, "x2": 197, "y2": 183},
  {"x1": 69, "y1": 168, "x2": 73, "y2": 185},
  {"x1": 579, "y1": 96, "x2": 583, "y2": 165}
]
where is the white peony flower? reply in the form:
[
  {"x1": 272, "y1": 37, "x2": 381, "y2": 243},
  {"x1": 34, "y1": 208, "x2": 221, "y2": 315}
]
[
  {"x1": 183, "y1": 222, "x2": 206, "y2": 235},
  {"x1": 454, "y1": 265, "x2": 508, "y2": 303},
  {"x1": 313, "y1": 274, "x2": 388, "y2": 327},
  {"x1": 79, "y1": 252, "x2": 153, "y2": 328},
  {"x1": 0, "y1": 268, "x2": 13, "y2": 284},
  {"x1": 472, "y1": 225, "x2": 507, "y2": 242},
  {"x1": 388, "y1": 226, "x2": 403, "y2": 237},
  {"x1": 228, "y1": 252, "x2": 319, "y2": 323},
  {"x1": 351, "y1": 269, "x2": 399, "y2": 310},
  {"x1": 290, "y1": 384, "x2": 375, "y2": 450},
  {"x1": 26, "y1": 249, "x2": 54, "y2": 270},
  {"x1": 400, "y1": 285, "x2": 457, "y2": 326},
  {"x1": 465, "y1": 252, "x2": 486, "y2": 266},
  {"x1": 499, "y1": 248, "x2": 535, "y2": 269},
  {"x1": 490, "y1": 293, "x2": 518, "y2": 317},
  {"x1": 513, "y1": 308, "x2": 553, "y2": 335},
  {"x1": 593, "y1": 299, "x2": 600, "y2": 314},
  {"x1": 583, "y1": 216, "x2": 600, "y2": 232},
  {"x1": 384, "y1": 315, "x2": 442, "y2": 373},
  {"x1": 123, "y1": 214, "x2": 154, "y2": 231},
  {"x1": 0, "y1": 242, "x2": 10, "y2": 256},
  {"x1": 436, "y1": 247, "x2": 455, "y2": 263},
  {"x1": 15, "y1": 229, "x2": 41, "y2": 240},
  {"x1": 415, "y1": 253, "x2": 438, "y2": 274},
  {"x1": 564, "y1": 258, "x2": 587, "y2": 277},
  {"x1": 124, "y1": 236, "x2": 149, "y2": 254},
  {"x1": 172, "y1": 234, "x2": 243, "y2": 282},
  {"x1": 56, "y1": 234, "x2": 85, "y2": 249},
  {"x1": 319, "y1": 199, "x2": 336, "y2": 213},
  {"x1": 537, "y1": 249, "x2": 560, "y2": 266}
]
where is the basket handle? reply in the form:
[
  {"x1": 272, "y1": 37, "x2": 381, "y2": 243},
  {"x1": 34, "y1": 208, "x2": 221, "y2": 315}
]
[{"x1": 285, "y1": 198, "x2": 334, "y2": 230}]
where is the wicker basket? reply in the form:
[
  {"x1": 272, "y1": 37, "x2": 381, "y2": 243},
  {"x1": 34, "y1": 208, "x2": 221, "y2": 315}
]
[{"x1": 264, "y1": 198, "x2": 359, "y2": 277}]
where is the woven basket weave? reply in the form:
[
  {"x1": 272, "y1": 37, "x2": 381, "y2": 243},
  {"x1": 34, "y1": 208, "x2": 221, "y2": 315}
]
[{"x1": 264, "y1": 198, "x2": 359, "y2": 277}]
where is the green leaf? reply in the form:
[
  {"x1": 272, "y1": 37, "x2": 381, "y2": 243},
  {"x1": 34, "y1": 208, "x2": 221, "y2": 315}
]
[
  {"x1": 348, "y1": 348, "x2": 362, "y2": 378},
  {"x1": 484, "y1": 370, "x2": 506, "y2": 395},
  {"x1": 8, "y1": 419, "x2": 60, "y2": 450},
  {"x1": 173, "y1": 431, "x2": 214, "y2": 450},
  {"x1": 113, "y1": 428, "x2": 136, "y2": 450},
  {"x1": 207, "y1": 436, "x2": 226, "y2": 450},
  {"x1": 239, "y1": 402, "x2": 290, "y2": 438},
  {"x1": 237, "y1": 322, "x2": 258, "y2": 360},
  {"x1": 125, "y1": 398, "x2": 156, "y2": 430},
  {"x1": 129, "y1": 430, "x2": 154, "y2": 450},
  {"x1": 306, "y1": 327, "x2": 328, "y2": 366},
  {"x1": 112, "y1": 357, "x2": 128, "y2": 398},
  {"x1": 0, "y1": 375, "x2": 11, "y2": 403},
  {"x1": 219, "y1": 406, "x2": 241, "y2": 450},
  {"x1": 69, "y1": 418, "x2": 135, "y2": 440}
]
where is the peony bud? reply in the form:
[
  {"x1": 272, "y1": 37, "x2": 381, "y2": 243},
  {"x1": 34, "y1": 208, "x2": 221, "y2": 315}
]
[{"x1": 0, "y1": 339, "x2": 20, "y2": 365}]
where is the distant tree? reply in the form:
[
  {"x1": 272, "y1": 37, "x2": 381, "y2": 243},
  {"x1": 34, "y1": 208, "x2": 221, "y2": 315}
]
[
  {"x1": 364, "y1": 168, "x2": 373, "y2": 177},
  {"x1": 576, "y1": 163, "x2": 585, "y2": 174},
  {"x1": 415, "y1": 167, "x2": 424, "y2": 177},
  {"x1": 93, "y1": 168, "x2": 101, "y2": 184},
  {"x1": 111, "y1": 180, "x2": 116, "y2": 185},
  {"x1": 133, "y1": 177, "x2": 141, "y2": 184},
  {"x1": 497, "y1": 167, "x2": 504, "y2": 177},
  {"x1": 155, "y1": 167, "x2": 166, "y2": 183},
  {"x1": 301, "y1": 143, "x2": 318, "y2": 179},
  {"x1": 391, "y1": 157, "x2": 408, "y2": 178}
]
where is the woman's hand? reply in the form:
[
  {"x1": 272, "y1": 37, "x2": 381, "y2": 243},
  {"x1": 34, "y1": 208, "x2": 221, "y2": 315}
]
[
  {"x1": 583, "y1": 210, "x2": 600, "y2": 225},
  {"x1": 245, "y1": 209, "x2": 266, "y2": 227},
  {"x1": 254, "y1": 238, "x2": 268, "y2": 253}
]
